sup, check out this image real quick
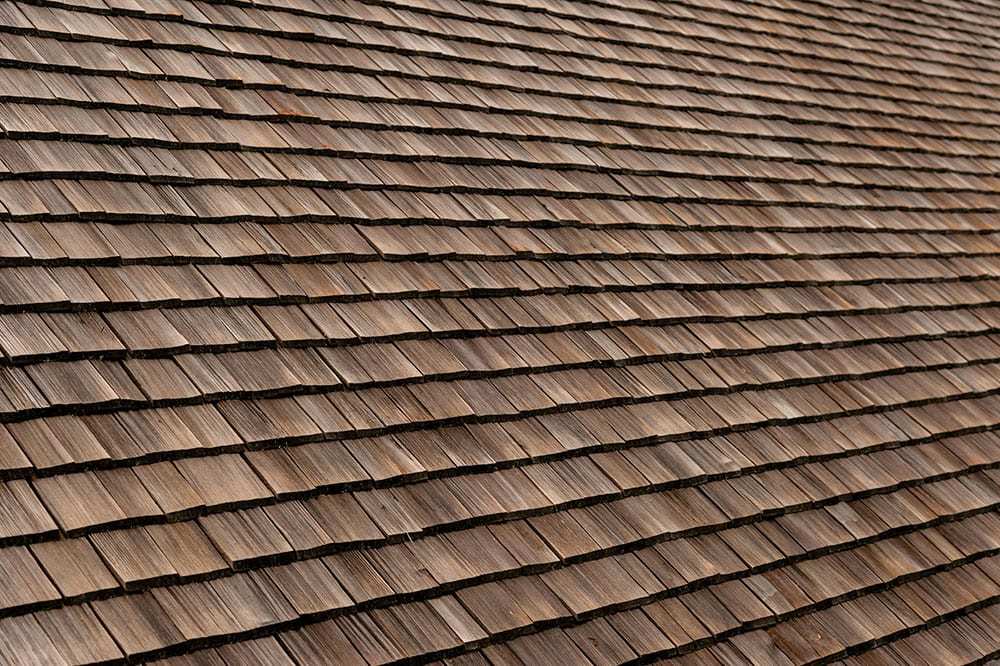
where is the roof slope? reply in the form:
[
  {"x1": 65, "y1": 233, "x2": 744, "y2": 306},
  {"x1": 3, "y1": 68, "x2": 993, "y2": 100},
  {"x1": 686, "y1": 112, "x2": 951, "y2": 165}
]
[{"x1": 1, "y1": 0, "x2": 1000, "y2": 663}]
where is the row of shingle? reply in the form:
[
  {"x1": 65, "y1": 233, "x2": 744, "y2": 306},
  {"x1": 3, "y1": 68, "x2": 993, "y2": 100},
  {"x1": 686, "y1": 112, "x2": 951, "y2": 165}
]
[
  {"x1": 8, "y1": 350, "x2": 1000, "y2": 547},
  {"x1": 9, "y1": 0, "x2": 994, "y2": 119},
  {"x1": 5, "y1": 65, "x2": 997, "y2": 169},
  {"x1": 2, "y1": 285, "x2": 990, "y2": 357},
  {"x1": 2, "y1": 9, "x2": 998, "y2": 149},
  {"x1": 410, "y1": 0, "x2": 996, "y2": 68},
  {"x1": 8, "y1": 221, "x2": 991, "y2": 265},
  {"x1": 458, "y1": 547, "x2": 1000, "y2": 665},
  {"x1": 327, "y1": 0, "x2": 1000, "y2": 101},
  {"x1": 8, "y1": 462, "x2": 995, "y2": 663},
  {"x1": 2, "y1": 174, "x2": 997, "y2": 235},
  {"x1": 3, "y1": 405, "x2": 994, "y2": 613},
  {"x1": 2, "y1": 251, "x2": 997, "y2": 312},
  {"x1": 5, "y1": 137, "x2": 998, "y2": 195},
  {"x1": 3, "y1": 319, "x2": 996, "y2": 424}
]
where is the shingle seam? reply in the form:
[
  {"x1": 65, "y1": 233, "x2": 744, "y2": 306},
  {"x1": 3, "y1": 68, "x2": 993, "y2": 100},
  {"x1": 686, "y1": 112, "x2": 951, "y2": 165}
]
[
  {"x1": 347, "y1": 0, "x2": 1000, "y2": 77},
  {"x1": 7, "y1": 134, "x2": 997, "y2": 187},
  {"x1": 803, "y1": 597, "x2": 1000, "y2": 664},
  {"x1": 3, "y1": 117, "x2": 996, "y2": 179},
  {"x1": 3, "y1": 69, "x2": 998, "y2": 159},
  {"x1": 7, "y1": 411, "x2": 997, "y2": 610},
  {"x1": 79, "y1": 487, "x2": 1000, "y2": 663},
  {"x1": 16, "y1": 0, "x2": 1000, "y2": 109},
  {"x1": 3, "y1": 300, "x2": 993, "y2": 369},
  {"x1": 861, "y1": 605, "x2": 1000, "y2": 666},
  {"x1": 690, "y1": 0, "x2": 1000, "y2": 42},
  {"x1": 445, "y1": 0, "x2": 1000, "y2": 63},
  {"x1": 4, "y1": 162, "x2": 997, "y2": 196},
  {"x1": 3, "y1": 361, "x2": 998, "y2": 545},
  {"x1": 971, "y1": 648, "x2": 1000, "y2": 665},
  {"x1": 619, "y1": 558, "x2": 1000, "y2": 665},
  {"x1": 4, "y1": 250, "x2": 995, "y2": 271},
  {"x1": 3, "y1": 273, "x2": 997, "y2": 316},
  {"x1": 3, "y1": 209, "x2": 997, "y2": 235},
  {"x1": 3, "y1": 469, "x2": 994, "y2": 647},
  {"x1": 2, "y1": 321, "x2": 994, "y2": 417},
  {"x1": 82, "y1": 0, "x2": 1000, "y2": 86},
  {"x1": 2, "y1": 324, "x2": 998, "y2": 425},
  {"x1": 2, "y1": 22, "x2": 999, "y2": 131},
  {"x1": 7, "y1": 177, "x2": 1000, "y2": 213}
]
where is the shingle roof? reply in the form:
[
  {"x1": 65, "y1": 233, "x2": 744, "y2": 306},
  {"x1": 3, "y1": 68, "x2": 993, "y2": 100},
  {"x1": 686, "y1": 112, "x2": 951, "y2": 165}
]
[{"x1": 1, "y1": 0, "x2": 1000, "y2": 663}]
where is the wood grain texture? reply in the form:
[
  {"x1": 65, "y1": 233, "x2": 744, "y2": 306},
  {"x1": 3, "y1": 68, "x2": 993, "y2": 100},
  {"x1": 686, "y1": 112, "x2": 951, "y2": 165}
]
[{"x1": 1, "y1": 0, "x2": 1000, "y2": 663}]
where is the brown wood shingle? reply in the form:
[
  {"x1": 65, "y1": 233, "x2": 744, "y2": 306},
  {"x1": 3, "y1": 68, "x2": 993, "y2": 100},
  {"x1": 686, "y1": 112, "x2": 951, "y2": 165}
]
[{"x1": 0, "y1": 0, "x2": 999, "y2": 662}]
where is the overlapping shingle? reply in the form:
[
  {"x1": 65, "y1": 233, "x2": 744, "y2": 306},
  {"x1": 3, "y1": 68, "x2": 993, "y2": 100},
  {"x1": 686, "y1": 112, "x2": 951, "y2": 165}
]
[{"x1": 1, "y1": 0, "x2": 1000, "y2": 662}]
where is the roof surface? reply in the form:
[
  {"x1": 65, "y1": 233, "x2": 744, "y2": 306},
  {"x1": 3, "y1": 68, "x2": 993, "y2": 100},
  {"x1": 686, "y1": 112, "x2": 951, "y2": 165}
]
[{"x1": 1, "y1": 0, "x2": 1000, "y2": 663}]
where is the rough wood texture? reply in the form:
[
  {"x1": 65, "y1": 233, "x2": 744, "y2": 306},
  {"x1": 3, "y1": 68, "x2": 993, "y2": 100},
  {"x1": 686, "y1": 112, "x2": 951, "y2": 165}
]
[{"x1": 1, "y1": 0, "x2": 1000, "y2": 663}]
